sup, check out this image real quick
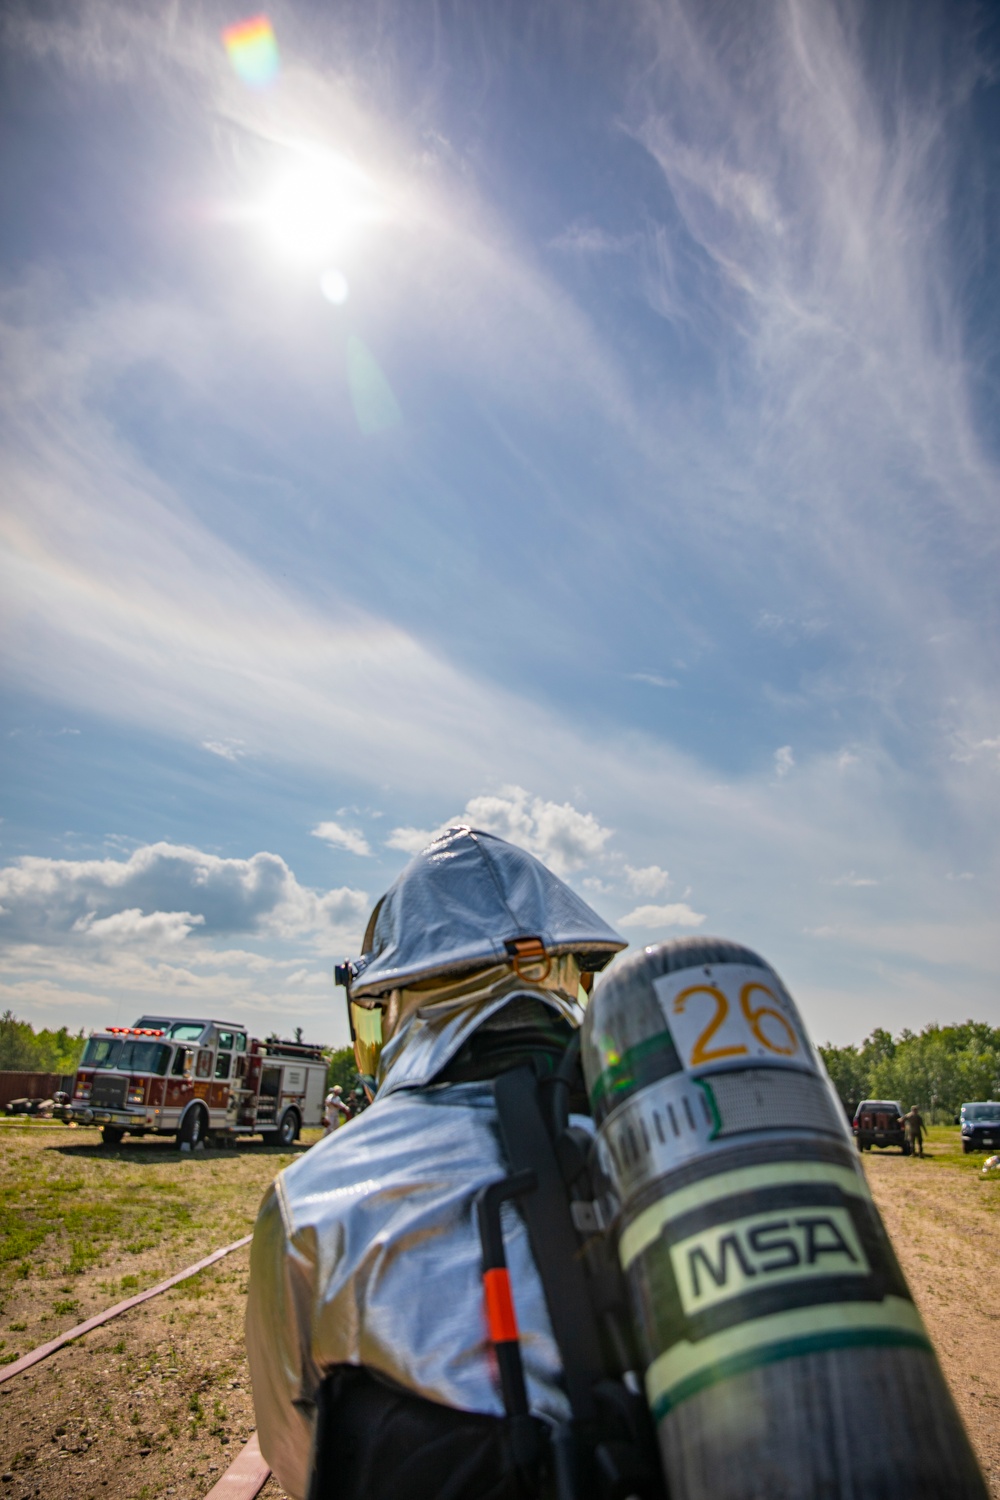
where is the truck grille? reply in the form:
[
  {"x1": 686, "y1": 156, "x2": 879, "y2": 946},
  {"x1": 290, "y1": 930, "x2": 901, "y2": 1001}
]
[{"x1": 91, "y1": 1074, "x2": 128, "y2": 1110}]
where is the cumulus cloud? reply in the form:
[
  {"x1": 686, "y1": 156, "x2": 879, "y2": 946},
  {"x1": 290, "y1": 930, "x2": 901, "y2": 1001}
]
[
  {"x1": 462, "y1": 786, "x2": 612, "y2": 876},
  {"x1": 774, "y1": 746, "x2": 795, "y2": 778},
  {"x1": 0, "y1": 841, "x2": 368, "y2": 1042},
  {"x1": 624, "y1": 864, "x2": 671, "y2": 897},
  {"x1": 0, "y1": 842, "x2": 368, "y2": 948},
  {"x1": 74, "y1": 908, "x2": 205, "y2": 946},
  {"x1": 384, "y1": 788, "x2": 613, "y2": 877},
  {"x1": 618, "y1": 902, "x2": 706, "y2": 930},
  {"x1": 311, "y1": 821, "x2": 371, "y2": 857},
  {"x1": 385, "y1": 826, "x2": 439, "y2": 856}
]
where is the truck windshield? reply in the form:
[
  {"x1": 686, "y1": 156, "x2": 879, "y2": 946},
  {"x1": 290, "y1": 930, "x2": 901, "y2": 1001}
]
[
  {"x1": 82, "y1": 1038, "x2": 122, "y2": 1067},
  {"x1": 166, "y1": 1023, "x2": 206, "y2": 1040},
  {"x1": 964, "y1": 1105, "x2": 1000, "y2": 1122},
  {"x1": 113, "y1": 1041, "x2": 171, "y2": 1075}
]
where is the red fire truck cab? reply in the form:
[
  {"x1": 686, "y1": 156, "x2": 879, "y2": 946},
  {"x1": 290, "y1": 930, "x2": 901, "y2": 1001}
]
[{"x1": 71, "y1": 1015, "x2": 328, "y2": 1149}]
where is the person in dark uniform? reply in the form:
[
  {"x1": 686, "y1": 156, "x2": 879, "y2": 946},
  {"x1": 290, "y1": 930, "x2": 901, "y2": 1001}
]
[{"x1": 904, "y1": 1104, "x2": 925, "y2": 1156}]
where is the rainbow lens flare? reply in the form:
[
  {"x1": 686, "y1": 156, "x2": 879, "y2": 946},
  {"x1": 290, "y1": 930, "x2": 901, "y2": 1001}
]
[{"x1": 222, "y1": 14, "x2": 280, "y2": 87}]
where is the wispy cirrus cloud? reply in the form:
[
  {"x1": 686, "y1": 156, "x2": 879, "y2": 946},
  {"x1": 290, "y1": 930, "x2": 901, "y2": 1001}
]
[{"x1": 0, "y1": 0, "x2": 998, "y2": 1049}]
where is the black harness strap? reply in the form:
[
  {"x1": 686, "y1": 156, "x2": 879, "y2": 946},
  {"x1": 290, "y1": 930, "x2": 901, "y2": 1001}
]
[{"x1": 493, "y1": 1066, "x2": 607, "y2": 1422}]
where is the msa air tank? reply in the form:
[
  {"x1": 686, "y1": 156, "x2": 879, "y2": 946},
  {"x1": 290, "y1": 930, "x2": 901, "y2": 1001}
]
[{"x1": 582, "y1": 937, "x2": 986, "y2": 1500}]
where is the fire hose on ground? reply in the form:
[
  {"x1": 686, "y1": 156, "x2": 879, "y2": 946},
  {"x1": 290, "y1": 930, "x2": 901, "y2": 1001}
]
[{"x1": 0, "y1": 1232, "x2": 271, "y2": 1500}]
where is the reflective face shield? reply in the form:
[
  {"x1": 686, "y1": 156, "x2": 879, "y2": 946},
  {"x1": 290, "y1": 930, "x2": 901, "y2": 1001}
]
[
  {"x1": 349, "y1": 1002, "x2": 384, "y2": 1083},
  {"x1": 347, "y1": 952, "x2": 588, "y2": 1088}
]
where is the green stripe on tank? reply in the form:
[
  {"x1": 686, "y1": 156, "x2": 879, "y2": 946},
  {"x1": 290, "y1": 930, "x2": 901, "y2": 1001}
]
[
  {"x1": 589, "y1": 1032, "x2": 682, "y2": 1109},
  {"x1": 645, "y1": 1296, "x2": 929, "y2": 1421}
]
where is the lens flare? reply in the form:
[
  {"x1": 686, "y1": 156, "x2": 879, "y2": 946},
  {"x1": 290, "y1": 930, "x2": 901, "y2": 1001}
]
[
  {"x1": 347, "y1": 336, "x2": 402, "y2": 436},
  {"x1": 320, "y1": 268, "x2": 349, "y2": 304},
  {"x1": 222, "y1": 14, "x2": 280, "y2": 87}
]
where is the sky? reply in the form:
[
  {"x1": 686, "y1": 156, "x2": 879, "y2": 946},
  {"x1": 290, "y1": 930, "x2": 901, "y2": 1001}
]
[{"x1": 1, "y1": 0, "x2": 998, "y2": 1052}]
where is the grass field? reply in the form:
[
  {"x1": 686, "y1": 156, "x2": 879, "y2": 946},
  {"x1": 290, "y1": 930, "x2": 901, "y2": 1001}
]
[
  {"x1": 0, "y1": 1119, "x2": 306, "y2": 1500},
  {"x1": 0, "y1": 1120, "x2": 997, "y2": 1500}
]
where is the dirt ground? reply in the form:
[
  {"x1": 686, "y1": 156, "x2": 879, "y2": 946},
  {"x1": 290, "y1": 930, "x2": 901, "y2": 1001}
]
[
  {"x1": 1, "y1": 1120, "x2": 997, "y2": 1499},
  {"x1": 0, "y1": 1119, "x2": 300, "y2": 1500},
  {"x1": 861, "y1": 1137, "x2": 1000, "y2": 1497}
]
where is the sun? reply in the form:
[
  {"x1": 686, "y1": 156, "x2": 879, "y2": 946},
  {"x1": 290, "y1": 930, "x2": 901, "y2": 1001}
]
[{"x1": 257, "y1": 148, "x2": 385, "y2": 266}]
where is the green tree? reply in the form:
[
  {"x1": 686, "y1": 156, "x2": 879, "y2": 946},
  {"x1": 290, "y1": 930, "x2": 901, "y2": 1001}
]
[
  {"x1": 870, "y1": 1022, "x2": 1000, "y2": 1121},
  {"x1": 324, "y1": 1045, "x2": 358, "y2": 1094},
  {"x1": 821, "y1": 1019, "x2": 1000, "y2": 1123},
  {"x1": 818, "y1": 1028, "x2": 898, "y2": 1118},
  {"x1": 0, "y1": 1011, "x2": 86, "y2": 1073},
  {"x1": 817, "y1": 1042, "x2": 866, "y2": 1119}
]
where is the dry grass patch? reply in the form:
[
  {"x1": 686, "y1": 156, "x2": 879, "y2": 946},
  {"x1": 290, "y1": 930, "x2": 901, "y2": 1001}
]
[
  {"x1": 2, "y1": 1120, "x2": 996, "y2": 1500},
  {"x1": 0, "y1": 1120, "x2": 312, "y2": 1499},
  {"x1": 862, "y1": 1125, "x2": 1000, "y2": 1498}
]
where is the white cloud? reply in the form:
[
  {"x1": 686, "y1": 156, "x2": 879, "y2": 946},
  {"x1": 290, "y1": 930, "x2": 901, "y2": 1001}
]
[
  {"x1": 832, "y1": 872, "x2": 879, "y2": 888},
  {"x1": 73, "y1": 908, "x2": 205, "y2": 946},
  {"x1": 385, "y1": 826, "x2": 439, "y2": 856},
  {"x1": 618, "y1": 902, "x2": 706, "y2": 930},
  {"x1": 311, "y1": 821, "x2": 371, "y2": 857},
  {"x1": 951, "y1": 734, "x2": 1000, "y2": 765},
  {"x1": 627, "y1": 673, "x2": 680, "y2": 689},
  {"x1": 0, "y1": 842, "x2": 368, "y2": 948},
  {"x1": 624, "y1": 864, "x2": 671, "y2": 897},
  {"x1": 549, "y1": 222, "x2": 636, "y2": 256},
  {"x1": 1, "y1": 1, "x2": 999, "y2": 1052},
  {"x1": 774, "y1": 746, "x2": 795, "y2": 778},
  {"x1": 462, "y1": 786, "x2": 612, "y2": 876},
  {"x1": 201, "y1": 739, "x2": 245, "y2": 762},
  {"x1": 0, "y1": 842, "x2": 368, "y2": 1044},
  {"x1": 386, "y1": 789, "x2": 613, "y2": 877}
]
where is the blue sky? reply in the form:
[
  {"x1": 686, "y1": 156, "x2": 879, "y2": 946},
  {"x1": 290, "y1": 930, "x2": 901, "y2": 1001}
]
[{"x1": 1, "y1": 0, "x2": 998, "y2": 1050}]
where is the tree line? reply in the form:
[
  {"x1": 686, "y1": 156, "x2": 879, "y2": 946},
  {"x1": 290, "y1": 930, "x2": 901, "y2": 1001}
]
[
  {"x1": 0, "y1": 1009, "x2": 87, "y2": 1075},
  {"x1": 818, "y1": 1021, "x2": 1000, "y2": 1122},
  {"x1": 3, "y1": 1009, "x2": 998, "y2": 1122}
]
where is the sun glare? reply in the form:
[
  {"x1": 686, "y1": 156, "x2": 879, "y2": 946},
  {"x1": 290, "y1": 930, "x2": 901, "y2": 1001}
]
[{"x1": 258, "y1": 150, "x2": 384, "y2": 266}]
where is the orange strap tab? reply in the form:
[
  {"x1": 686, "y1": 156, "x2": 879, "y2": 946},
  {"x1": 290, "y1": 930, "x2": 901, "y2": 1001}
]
[{"x1": 483, "y1": 1267, "x2": 519, "y2": 1344}]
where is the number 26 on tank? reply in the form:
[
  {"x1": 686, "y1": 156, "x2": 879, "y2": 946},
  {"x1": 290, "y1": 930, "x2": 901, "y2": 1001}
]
[{"x1": 672, "y1": 980, "x2": 800, "y2": 1067}]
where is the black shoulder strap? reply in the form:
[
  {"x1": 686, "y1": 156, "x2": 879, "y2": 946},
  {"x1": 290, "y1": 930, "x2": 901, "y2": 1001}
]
[
  {"x1": 492, "y1": 1064, "x2": 668, "y2": 1500},
  {"x1": 493, "y1": 1065, "x2": 606, "y2": 1423}
]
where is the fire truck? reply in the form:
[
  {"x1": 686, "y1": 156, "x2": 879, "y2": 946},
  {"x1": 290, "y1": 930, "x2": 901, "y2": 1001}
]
[{"x1": 70, "y1": 1015, "x2": 329, "y2": 1149}]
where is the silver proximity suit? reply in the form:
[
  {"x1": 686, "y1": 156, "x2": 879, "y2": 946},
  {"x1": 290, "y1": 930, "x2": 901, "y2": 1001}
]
[{"x1": 245, "y1": 826, "x2": 624, "y2": 1500}]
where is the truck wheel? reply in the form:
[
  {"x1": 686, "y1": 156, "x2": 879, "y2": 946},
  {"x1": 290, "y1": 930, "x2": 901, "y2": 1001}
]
[
  {"x1": 276, "y1": 1110, "x2": 299, "y2": 1147},
  {"x1": 962, "y1": 1140, "x2": 972, "y2": 1154},
  {"x1": 179, "y1": 1105, "x2": 208, "y2": 1149},
  {"x1": 101, "y1": 1126, "x2": 125, "y2": 1147}
]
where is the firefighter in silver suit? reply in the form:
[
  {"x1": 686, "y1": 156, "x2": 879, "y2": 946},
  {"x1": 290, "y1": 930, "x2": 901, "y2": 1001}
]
[{"x1": 245, "y1": 826, "x2": 624, "y2": 1500}]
